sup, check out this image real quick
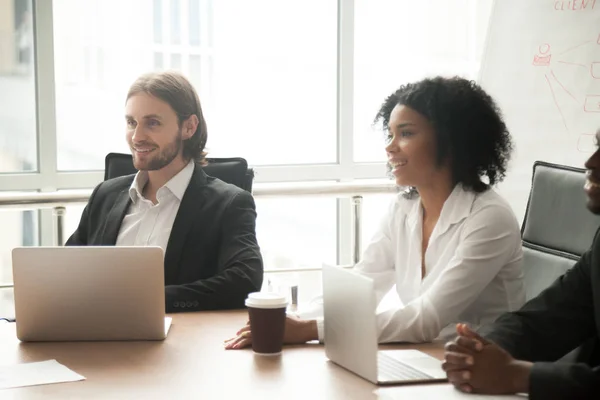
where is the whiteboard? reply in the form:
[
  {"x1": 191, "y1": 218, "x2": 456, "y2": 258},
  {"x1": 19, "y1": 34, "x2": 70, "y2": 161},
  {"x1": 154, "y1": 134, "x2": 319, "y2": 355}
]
[{"x1": 479, "y1": 0, "x2": 600, "y2": 221}]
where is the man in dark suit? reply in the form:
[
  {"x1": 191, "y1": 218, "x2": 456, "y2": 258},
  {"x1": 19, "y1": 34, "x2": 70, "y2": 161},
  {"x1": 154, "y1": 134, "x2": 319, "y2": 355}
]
[
  {"x1": 442, "y1": 128, "x2": 600, "y2": 399},
  {"x1": 67, "y1": 71, "x2": 263, "y2": 312}
]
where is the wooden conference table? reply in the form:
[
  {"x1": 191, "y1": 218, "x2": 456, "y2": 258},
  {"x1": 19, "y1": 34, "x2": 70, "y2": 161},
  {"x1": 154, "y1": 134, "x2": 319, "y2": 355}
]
[{"x1": 0, "y1": 310, "x2": 445, "y2": 399}]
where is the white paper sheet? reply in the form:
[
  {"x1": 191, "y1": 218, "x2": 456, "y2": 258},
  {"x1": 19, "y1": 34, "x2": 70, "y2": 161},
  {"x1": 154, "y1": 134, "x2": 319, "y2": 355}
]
[
  {"x1": 0, "y1": 360, "x2": 85, "y2": 390},
  {"x1": 377, "y1": 384, "x2": 528, "y2": 399}
]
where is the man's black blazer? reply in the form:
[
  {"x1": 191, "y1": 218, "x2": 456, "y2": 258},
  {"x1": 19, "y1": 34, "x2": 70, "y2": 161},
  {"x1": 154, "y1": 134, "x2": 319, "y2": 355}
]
[
  {"x1": 66, "y1": 164, "x2": 263, "y2": 313},
  {"x1": 485, "y1": 229, "x2": 600, "y2": 399}
]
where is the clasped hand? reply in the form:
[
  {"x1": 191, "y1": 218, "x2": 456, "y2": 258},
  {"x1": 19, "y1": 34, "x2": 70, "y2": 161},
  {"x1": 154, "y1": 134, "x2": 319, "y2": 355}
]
[{"x1": 442, "y1": 323, "x2": 531, "y2": 395}]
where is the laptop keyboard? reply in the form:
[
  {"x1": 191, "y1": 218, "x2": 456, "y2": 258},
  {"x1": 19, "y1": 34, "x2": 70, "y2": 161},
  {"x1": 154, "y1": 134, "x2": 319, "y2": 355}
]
[{"x1": 377, "y1": 352, "x2": 433, "y2": 382}]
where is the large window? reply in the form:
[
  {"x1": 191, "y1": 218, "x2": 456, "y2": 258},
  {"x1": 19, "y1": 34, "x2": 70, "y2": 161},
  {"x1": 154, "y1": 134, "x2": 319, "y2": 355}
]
[
  {"x1": 0, "y1": 1, "x2": 496, "y2": 317},
  {"x1": 52, "y1": 0, "x2": 338, "y2": 171}
]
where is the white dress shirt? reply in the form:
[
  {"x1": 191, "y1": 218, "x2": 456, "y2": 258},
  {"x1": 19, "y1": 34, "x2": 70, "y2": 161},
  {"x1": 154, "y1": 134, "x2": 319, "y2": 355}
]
[
  {"x1": 116, "y1": 161, "x2": 195, "y2": 253},
  {"x1": 305, "y1": 184, "x2": 525, "y2": 343}
]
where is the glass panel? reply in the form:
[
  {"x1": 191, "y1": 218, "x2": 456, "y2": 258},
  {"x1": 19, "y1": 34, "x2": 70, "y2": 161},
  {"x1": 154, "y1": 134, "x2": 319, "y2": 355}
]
[
  {"x1": 361, "y1": 193, "x2": 395, "y2": 248},
  {"x1": 257, "y1": 196, "x2": 335, "y2": 309},
  {"x1": 153, "y1": 0, "x2": 162, "y2": 43},
  {"x1": 170, "y1": 0, "x2": 181, "y2": 45},
  {"x1": 264, "y1": 270, "x2": 321, "y2": 310},
  {"x1": 256, "y1": 197, "x2": 336, "y2": 272},
  {"x1": 189, "y1": 54, "x2": 202, "y2": 92},
  {"x1": 53, "y1": 0, "x2": 138, "y2": 170},
  {"x1": 0, "y1": 0, "x2": 37, "y2": 172},
  {"x1": 0, "y1": 288, "x2": 15, "y2": 319},
  {"x1": 189, "y1": 0, "x2": 201, "y2": 46},
  {"x1": 207, "y1": 0, "x2": 337, "y2": 164},
  {"x1": 202, "y1": 0, "x2": 212, "y2": 47},
  {"x1": 353, "y1": 0, "x2": 495, "y2": 162},
  {"x1": 63, "y1": 203, "x2": 86, "y2": 244},
  {"x1": 53, "y1": 0, "x2": 337, "y2": 170},
  {"x1": 154, "y1": 52, "x2": 164, "y2": 70},
  {"x1": 170, "y1": 53, "x2": 182, "y2": 70},
  {"x1": 0, "y1": 196, "x2": 39, "y2": 308}
]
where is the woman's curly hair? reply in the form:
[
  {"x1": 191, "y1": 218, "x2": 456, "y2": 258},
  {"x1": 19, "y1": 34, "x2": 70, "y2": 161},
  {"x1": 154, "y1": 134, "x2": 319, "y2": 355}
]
[{"x1": 374, "y1": 76, "x2": 513, "y2": 193}]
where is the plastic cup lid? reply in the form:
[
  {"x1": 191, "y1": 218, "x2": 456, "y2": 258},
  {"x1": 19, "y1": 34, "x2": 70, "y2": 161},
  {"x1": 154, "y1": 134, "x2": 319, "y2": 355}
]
[{"x1": 245, "y1": 292, "x2": 288, "y2": 309}]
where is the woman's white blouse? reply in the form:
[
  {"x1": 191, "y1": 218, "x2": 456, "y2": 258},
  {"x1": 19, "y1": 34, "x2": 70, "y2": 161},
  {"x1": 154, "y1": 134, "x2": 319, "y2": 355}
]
[{"x1": 309, "y1": 184, "x2": 525, "y2": 343}]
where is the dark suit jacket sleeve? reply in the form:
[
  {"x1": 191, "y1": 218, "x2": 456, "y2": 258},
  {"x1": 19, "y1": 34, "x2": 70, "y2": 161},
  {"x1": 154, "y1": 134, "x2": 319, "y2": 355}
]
[
  {"x1": 64, "y1": 184, "x2": 101, "y2": 246},
  {"x1": 484, "y1": 246, "x2": 599, "y2": 399},
  {"x1": 164, "y1": 190, "x2": 263, "y2": 311}
]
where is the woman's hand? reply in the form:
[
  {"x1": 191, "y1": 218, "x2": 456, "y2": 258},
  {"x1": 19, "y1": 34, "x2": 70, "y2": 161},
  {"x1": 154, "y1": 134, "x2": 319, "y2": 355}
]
[{"x1": 224, "y1": 315, "x2": 319, "y2": 350}]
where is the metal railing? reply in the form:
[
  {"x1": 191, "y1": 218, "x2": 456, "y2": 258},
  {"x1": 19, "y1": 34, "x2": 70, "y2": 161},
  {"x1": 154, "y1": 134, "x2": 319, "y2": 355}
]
[{"x1": 0, "y1": 181, "x2": 399, "y2": 287}]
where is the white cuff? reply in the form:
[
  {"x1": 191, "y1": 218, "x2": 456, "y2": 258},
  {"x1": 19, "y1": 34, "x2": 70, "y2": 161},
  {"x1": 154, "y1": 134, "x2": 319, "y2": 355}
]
[{"x1": 316, "y1": 317, "x2": 324, "y2": 342}]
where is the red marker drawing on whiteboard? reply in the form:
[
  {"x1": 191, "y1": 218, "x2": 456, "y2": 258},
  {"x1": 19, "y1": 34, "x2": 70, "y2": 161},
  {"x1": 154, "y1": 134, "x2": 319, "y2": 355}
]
[
  {"x1": 533, "y1": 44, "x2": 552, "y2": 66},
  {"x1": 584, "y1": 95, "x2": 600, "y2": 112},
  {"x1": 578, "y1": 133, "x2": 597, "y2": 153},
  {"x1": 592, "y1": 63, "x2": 600, "y2": 79}
]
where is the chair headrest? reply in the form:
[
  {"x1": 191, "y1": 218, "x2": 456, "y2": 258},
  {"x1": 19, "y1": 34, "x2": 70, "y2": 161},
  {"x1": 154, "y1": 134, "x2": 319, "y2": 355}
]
[
  {"x1": 522, "y1": 161, "x2": 600, "y2": 256},
  {"x1": 104, "y1": 153, "x2": 137, "y2": 181},
  {"x1": 104, "y1": 153, "x2": 253, "y2": 192},
  {"x1": 203, "y1": 157, "x2": 253, "y2": 192}
]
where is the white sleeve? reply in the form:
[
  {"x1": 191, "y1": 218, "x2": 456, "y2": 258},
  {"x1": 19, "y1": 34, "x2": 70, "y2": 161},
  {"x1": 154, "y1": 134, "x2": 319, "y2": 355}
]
[
  {"x1": 297, "y1": 199, "x2": 398, "y2": 342},
  {"x1": 376, "y1": 204, "x2": 521, "y2": 343}
]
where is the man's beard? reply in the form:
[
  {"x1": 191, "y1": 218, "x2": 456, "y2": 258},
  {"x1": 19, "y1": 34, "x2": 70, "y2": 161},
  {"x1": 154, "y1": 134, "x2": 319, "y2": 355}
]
[{"x1": 133, "y1": 130, "x2": 183, "y2": 171}]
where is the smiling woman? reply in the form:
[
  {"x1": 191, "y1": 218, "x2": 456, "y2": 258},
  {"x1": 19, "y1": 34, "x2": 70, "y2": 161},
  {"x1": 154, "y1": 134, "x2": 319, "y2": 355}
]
[{"x1": 225, "y1": 76, "x2": 526, "y2": 350}]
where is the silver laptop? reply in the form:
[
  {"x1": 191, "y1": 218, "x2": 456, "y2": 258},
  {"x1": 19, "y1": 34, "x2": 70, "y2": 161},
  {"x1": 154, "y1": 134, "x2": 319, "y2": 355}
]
[
  {"x1": 322, "y1": 264, "x2": 447, "y2": 385},
  {"x1": 12, "y1": 246, "x2": 171, "y2": 342}
]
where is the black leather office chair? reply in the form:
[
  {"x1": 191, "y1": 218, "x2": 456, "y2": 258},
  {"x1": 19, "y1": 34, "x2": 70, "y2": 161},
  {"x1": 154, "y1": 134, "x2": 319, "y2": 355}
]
[
  {"x1": 521, "y1": 161, "x2": 600, "y2": 301},
  {"x1": 104, "y1": 152, "x2": 254, "y2": 192},
  {"x1": 520, "y1": 161, "x2": 600, "y2": 364}
]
